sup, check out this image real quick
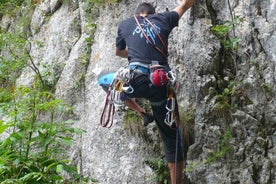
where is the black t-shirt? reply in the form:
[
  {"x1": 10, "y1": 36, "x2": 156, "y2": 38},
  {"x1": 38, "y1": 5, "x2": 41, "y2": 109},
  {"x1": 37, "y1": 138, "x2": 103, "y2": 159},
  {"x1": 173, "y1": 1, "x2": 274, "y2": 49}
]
[{"x1": 116, "y1": 11, "x2": 179, "y2": 63}]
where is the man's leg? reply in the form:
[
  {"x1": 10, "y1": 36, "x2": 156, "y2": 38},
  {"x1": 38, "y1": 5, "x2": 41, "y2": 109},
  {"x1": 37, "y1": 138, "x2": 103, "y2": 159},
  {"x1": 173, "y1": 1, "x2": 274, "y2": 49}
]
[
  {"x1": 168, "y1": 161, "x2": 183, "y2": 184},
  {"x1": 124, "y1": 98, "x2": 145, "y2": 117},
  {"x1": 124, "y1": 98, "x2": 154, "y2": 125},
  {"x1": 150, "y1": 98, "x2": 185, "y2": 184}
]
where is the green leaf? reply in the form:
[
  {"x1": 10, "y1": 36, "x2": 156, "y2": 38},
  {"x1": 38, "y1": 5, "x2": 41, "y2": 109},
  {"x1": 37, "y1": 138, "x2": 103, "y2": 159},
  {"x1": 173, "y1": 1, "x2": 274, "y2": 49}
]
[
  {"x1": 56, "y1": 164, "x2": 64, "y2": 173},
  {"x1": 59, "y1": 136, "x2": 73, "y2": 146},
  {"x1": 45, "y1": 162, "x2": 59, "y2": 172},
  {"x1": 19, "y1": 172, "x2": 44, "y2": 182},
  {"x1": 0, "y1": 122, "x2": 9, "y2": 134}
]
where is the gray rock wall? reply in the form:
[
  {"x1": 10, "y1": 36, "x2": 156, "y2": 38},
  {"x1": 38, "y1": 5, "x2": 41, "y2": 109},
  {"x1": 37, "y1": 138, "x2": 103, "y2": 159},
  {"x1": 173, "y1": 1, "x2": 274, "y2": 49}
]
[{"x1": 1, "y1": 0, "x2": 275, "y2": 183}]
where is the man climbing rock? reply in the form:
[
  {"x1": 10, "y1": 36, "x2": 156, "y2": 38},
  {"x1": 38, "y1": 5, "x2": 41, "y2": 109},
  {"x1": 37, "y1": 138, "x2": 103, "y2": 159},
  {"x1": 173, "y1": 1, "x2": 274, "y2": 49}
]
[{"x1": 115, "y1": 1, "x2": 195, "y2": 183}]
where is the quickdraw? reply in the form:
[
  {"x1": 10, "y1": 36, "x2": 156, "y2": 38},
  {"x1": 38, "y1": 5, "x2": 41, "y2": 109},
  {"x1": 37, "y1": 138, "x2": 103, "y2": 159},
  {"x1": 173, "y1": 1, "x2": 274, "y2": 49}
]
[
  {"x1": 100, "y1": 67, "x2": 133, "y2": 128},
  {"x1": 164, "y1": 87, "x2": 176, "y2": 127},
  {"x1": 164, "y1": 70, "x2": 180, "y2": 128}
]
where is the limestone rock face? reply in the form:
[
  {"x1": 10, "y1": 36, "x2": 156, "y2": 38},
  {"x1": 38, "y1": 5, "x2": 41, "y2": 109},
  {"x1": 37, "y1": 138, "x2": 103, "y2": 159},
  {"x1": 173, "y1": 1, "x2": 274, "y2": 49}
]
[{"x1": 1, "y1": 0, "x2": 275, "y2": 183}]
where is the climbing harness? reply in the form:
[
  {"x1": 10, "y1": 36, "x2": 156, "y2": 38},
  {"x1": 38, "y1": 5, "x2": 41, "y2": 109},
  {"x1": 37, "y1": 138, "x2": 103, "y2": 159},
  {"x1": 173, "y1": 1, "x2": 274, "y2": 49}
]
[{"x1": 100, "y1": 67, "x2": 133, "y2": 128}]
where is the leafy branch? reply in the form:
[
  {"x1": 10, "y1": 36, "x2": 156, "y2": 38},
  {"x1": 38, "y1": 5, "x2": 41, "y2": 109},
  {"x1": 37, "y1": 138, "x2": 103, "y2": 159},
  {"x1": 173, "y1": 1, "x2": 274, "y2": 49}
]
[{"x1": 0, "y1": 84, "x2": 91, "y2": 183}]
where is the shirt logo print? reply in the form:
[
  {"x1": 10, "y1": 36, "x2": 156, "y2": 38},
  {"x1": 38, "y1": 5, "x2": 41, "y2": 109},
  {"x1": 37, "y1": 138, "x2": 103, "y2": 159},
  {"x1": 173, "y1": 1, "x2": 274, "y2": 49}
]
[{"x1": 132, "y1": 19, "x2": 161, "y2": 45}]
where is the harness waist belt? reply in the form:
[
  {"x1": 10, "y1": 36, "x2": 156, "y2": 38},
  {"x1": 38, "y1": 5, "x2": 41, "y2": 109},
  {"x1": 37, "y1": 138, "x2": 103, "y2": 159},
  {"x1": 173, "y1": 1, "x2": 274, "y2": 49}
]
[
  {"x1": 129, "y1": 60, "x2": 169, "y2": 74},
  {"x1": 129, "y1": 64, "x2": 149, "y2": 74},
  {"x1": 130, "y1": 58, "x2": 168, "y2": 65},
  {"x1": 130, "y1": 62, "x2": 150, "y2": 68}
]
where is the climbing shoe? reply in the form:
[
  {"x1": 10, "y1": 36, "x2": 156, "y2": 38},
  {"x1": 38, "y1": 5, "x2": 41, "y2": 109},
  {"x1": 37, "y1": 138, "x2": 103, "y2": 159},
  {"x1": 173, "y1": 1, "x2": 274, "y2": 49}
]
[{"x1": 142, "y1": 112, "x2": 154, "y2": 126}]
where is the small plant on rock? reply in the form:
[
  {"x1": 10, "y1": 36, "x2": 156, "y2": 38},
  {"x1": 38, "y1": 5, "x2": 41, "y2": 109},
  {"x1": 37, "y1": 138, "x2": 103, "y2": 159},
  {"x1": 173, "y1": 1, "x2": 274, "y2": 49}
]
[{"x1": 145, "y1": 158, "x2": 170, "y2": 184}]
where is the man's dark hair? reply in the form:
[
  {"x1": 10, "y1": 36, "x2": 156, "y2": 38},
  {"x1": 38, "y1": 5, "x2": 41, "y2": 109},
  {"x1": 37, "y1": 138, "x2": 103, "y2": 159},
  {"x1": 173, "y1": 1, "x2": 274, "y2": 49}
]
[{"x1": 135, "y1": 2, "x2": 156, "y2": 15}]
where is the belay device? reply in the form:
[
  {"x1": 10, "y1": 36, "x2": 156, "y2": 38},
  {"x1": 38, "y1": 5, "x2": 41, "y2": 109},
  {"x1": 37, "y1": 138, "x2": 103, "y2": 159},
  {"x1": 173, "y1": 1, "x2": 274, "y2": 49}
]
[{"x1": 100, "y1": 67, "x2": 133, "y2": 128}]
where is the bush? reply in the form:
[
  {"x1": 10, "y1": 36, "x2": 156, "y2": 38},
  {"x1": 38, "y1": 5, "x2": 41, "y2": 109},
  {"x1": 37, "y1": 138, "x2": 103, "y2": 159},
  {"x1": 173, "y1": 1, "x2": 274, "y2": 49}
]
[{"x1": 0, "y1": 84, "x2": 89, "y2": 183}]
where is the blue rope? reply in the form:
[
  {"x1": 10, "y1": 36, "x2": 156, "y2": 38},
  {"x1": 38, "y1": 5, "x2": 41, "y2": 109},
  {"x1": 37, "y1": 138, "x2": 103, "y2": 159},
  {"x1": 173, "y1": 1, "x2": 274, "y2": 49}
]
[
  {"x1": 174, "y1": 127, "x2": 185, "y2": 184},
  {"x1": 178, "y1": 128, "x2": 185, "y2": 159},
  {"x1": 174, "y1": 128, "x2": 178, "y2": 184}
]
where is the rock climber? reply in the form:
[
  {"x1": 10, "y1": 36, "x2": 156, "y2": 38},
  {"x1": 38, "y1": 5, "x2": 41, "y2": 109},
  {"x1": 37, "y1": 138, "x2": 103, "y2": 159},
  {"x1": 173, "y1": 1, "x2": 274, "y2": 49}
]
[{"x1": 114, "y1": 1, "x2": 195, "y2": 183}]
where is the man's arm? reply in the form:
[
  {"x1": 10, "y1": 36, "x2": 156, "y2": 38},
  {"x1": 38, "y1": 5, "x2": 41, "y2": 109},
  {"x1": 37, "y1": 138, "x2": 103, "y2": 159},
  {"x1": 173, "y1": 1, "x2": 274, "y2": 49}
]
[
  {"x1": 173, "y1": 0, "x2": 195, "y2": 18},
  {"x1": 115, "y1": 47, "x2": 128, "y2": 58}
]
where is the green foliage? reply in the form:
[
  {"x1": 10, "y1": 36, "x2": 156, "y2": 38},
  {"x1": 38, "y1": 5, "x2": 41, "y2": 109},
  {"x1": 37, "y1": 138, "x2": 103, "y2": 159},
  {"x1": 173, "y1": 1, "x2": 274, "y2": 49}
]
[
  {"x1": 123, "y1": 109, "x2": 140, "y2": 124},
  {"x1": 185, "y1": 130, "x2": 232, "y2": 172},
  {"x1": 185, "y1": 160, "x2": 203, "y2": 173},
  {"x1": 211, "y1": 16, "x2": 242, "y2": 50},
  {"x1": 0, "y1": 88, "x2": 13, "y2": 104},
  {"x1": 214, "y1": 80, "x2": 253, "y2": 115},
  {"x1": 0, "y1": 1, "x2": 36, "y2": 88},
  {"x1": 0, "y1": 83, "x2": 90, "y2": 183},
  {"x1": 211, "y1": 16, "x2": 243, "y2": 79},
  {"x1": 204, "y1": 129, "x2": 232, "y2": 164},
  {"x1": 145, "y1": 158, "x2": 170, "y2": 184},
  {"x1": 82, "y1": 0, "x2": 123, "y2": 15},
  {"x1": 0, "y1": 13, "x2": 55, "y2": 91},
  {"x1": 211, "y1": 23, "x2": 232, "y2": 38},
  {"x1": 123, "y1": 99, "x2": 154, "y2": 141},
  {"x1": 261, "y1": 82, "x2": 270, "y2": 92},
  {"x1": 0, "y1": 0, "x2": 26, "y2": 16},
  {"x1": 123, "y1": 110, "x2": 144, "y2": 135},
  {"x1": 0, "y1": 26, "x2": 94, "y2": 184},
  {"x1": 85, "y1": 22, "x2": 97, "y2": 46},
  {"x1": 84, "y1": 0, "x2": 122, "y2": 5},
  {"x1": 261, "y1": 82, "x2": 274, "y2": 100},
  {"x1": 214, "y1": 81, "x2": 237, "y2": 115},
  {"x1": 0, "y1": 30, "x2": 29, "y2": 88}
]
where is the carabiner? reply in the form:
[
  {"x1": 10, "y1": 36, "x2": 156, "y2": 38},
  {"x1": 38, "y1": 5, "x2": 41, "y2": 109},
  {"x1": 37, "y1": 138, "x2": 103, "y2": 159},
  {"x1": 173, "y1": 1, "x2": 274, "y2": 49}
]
[
  {"x1": 109, "y1": 89, "x2": 124, "y2": 105},
  {"x1": 122, "y1": 85, "x2": 134, "y2": 93},
  {"x1": 168, "y1": 70, "x2": 179, "y2": 92},
  {"x1": 166, "y1": 97, "x2": 175, "y2": 112},
  {"x1": 168, "y1": 71, "x2": 176, "y2": 83},
  {"x1": 114, "y1": 80, "x2": 124, "y2": 92},
  {"x1": 164, "y1": 111, "x2": 175, "y2": 126}
]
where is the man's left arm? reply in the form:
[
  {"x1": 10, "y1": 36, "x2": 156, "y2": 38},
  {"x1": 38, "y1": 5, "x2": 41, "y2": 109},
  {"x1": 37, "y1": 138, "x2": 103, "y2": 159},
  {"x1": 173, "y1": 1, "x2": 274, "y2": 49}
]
[{"x1": 115, "y1": 23, "x2": 128, "y2": 58}]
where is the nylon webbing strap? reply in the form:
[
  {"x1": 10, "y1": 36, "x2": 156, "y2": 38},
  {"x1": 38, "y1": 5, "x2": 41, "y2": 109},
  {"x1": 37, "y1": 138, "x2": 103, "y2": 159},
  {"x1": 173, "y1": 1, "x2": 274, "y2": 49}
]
[
  {"x1": 134, "y1": 15, "x2": 168, "y2": 59},
  {"x1": 143, "y1": 17, "x2": 168, "y2": 52},
  {"x1": 150, "y1": 99, "x2": 166, "y2": 106},
  {"x1": 100, "y1": 90, "x2": 115, "y2": 128}
]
